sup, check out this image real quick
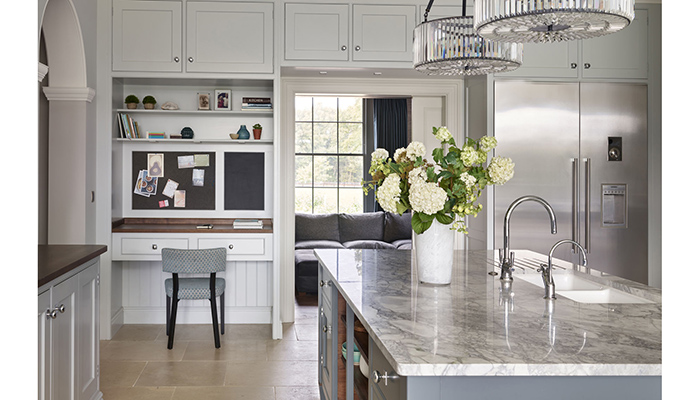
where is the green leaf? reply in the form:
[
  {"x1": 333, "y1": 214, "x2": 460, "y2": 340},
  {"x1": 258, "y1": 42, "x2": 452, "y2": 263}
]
[{"x1": 435, "y1": 213, "x2": 454, "y2": 225}]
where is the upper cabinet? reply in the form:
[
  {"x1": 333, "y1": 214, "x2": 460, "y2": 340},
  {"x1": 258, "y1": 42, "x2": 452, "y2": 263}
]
[
  {"x1": 113, "y1": 1, "x2": 273, "y2": 74},
  {"x1": 499, "y1": 8, "x2": 648, "y2": 80},
  {"x1": 284, "y1": 3, "x2": 416, "y2": 63}
]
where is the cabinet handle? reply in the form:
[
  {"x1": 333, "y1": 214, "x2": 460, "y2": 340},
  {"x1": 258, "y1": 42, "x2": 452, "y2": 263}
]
[
  {"x1": 319, "y1": 280, "x2": 325, "y2": 287},
  {"x1": 341, "y1": 45, "x2": 347, "y2": 51},
  {"x1": 152, "y1": 244, "x2": 158, "y2": 250},
  {"x1": 228, "y1": 244, "x2": 234, "y2": 250},
  {"x1": 54, "y1": 304, "x2": 65, "y2": 314},
  {"x1": 571, "y1": 63, "x2": 577, "y2": 69},
  {"x1": 46, "y1": 309, "x2": 57, "y2": 320},
  {"x1": 322, "y1": 325, "x2": 328, "y2": 333},
  {"x1": 372, "y1": 370, "x2": 399, "y2": 386},
  {"x1": 174, "y1": 56, "x2": 180, "y2": 63},
  {"x1": 584, "y1": 63, "x2": 591, "y2": 69},
  {"x1": 188, "y1": 57, "x2": 194, "y2": 63},
  {"x1": 355, "y1": 45, "x2": 361, "y2": 51}
]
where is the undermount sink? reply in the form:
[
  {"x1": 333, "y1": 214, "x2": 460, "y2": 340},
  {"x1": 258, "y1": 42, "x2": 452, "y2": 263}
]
[
  {"x1": 514, "y1": 272, "x2": 603, "y2": 291},
  {"x1": 557, "y1": 289, "x2": 655, "y2": 304}
]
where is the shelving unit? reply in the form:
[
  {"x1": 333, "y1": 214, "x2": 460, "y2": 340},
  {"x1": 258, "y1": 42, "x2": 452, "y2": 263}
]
[{"x1": 339, "y1": 295, "x2": 369, "y2": 400}]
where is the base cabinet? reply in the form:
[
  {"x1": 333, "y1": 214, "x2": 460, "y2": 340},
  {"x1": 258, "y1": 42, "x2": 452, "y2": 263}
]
[{"x1": 39, "y1": 260, "x2": 101, "y2": 400}]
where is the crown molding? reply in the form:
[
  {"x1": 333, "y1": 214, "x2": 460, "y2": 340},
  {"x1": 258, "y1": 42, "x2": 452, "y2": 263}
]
[
  {"x1": 38, "y1": 62, "x2": 49, "y2": 82},
  {"x1": 42, "y1": 86, "x2": 96, "y2": 102}
]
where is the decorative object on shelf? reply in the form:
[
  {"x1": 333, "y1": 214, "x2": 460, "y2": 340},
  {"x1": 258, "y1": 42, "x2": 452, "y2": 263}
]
[
  {"x1": 125, "y1": 94, "x2": 139, "y2": 109},
  {"x1": 161, "y1": 101, "x2": 179, "y2": 110},
  {"x1": 474, "y1": 0, "x2": 635, "y2": 43},
  {"x1": 252, "y1": 123, "x2": 262, "y2": 140},
  {"x1": 413, "y1": 0, "x2": 521, "y2": 75},
  {"x1": 180, "y1": 126, "x2": 194, "y2": 139},
  {"x1": 143, "y1": 95, "x2": 157, "y2": 109},
  {"x1": 364, "y1": 127, "x2": 514, "y2": 284},
  {"x1": 241, "y1": 97, "x2": 272, "y2": 110},
  {"x1": 197, "y1": 92, "x2": 211, "y2": 110},
  {"x1": 236, "y1": 125, "x2": 250, "y2": 140},
  {"x1": 229, "y1": 133, "x2": 239, "y2": 140},
  {"x1": 214, "y1": 89, "x2": 231, "y2": 111}
]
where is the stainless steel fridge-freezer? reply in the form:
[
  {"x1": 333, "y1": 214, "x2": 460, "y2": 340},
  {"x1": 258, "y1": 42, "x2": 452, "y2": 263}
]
[{"x1": 493, "y1": 81, "x2": 648, "y2": 284}]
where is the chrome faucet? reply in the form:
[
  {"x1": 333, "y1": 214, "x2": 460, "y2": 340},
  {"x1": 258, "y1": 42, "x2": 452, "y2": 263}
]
[
  {"x1": 539, "y1": 239, "x2": 587, "y2": 299},
  {"x1": 499, "y1": 195, "x2": 557, "y2": 281}
]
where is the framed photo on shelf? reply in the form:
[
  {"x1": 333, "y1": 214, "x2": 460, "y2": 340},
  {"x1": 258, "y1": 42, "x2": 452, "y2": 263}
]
[
  {"x1": 197, "y1": 92, "x2": 210, "y2": 110},
  {"x1": 214, "y1": 89, "x2": 231, "y2": 111}
]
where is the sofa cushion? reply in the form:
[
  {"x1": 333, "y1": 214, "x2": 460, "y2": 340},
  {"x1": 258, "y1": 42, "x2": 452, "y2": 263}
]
[
  {"x1": 343, "y1": 240, "x2": 396, "y2": 249},
  {"x1": 295, "y1": 240, "x2": 345, "y2": 250},
  {"x1": 295, "y1": 213, "x2": 340, "y2": 242},
  {"x1": 384, "y1": 212, "x2": 413, "y2": 243},
  {"x1": 392, "y1": 239, "x2": 413, "y2": 250},
  {"x1": 339, "y1": 212, "x2": 385, "y2": 243},
  {"x1": 295, "y1": 250, "x2": 319, "y2": 293}
]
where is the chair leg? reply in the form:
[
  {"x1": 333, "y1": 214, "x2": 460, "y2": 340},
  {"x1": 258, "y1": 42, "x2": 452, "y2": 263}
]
[
  {"x1": 210, "y1": 297, "x2": 221, "y2": 348},
  {"x1": 167, "y1": 298, "x2": 178, "y2": 350},
  {"x1": 220, "y1": 291, "x2": 225, "y2": 335},
  {"x1": 165, "y1": 296, "x2": 171, "y2": 336}
]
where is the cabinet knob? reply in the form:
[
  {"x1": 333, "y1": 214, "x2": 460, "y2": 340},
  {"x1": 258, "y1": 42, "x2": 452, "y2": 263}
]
[
  {"x1": 319, "y1": 280, "x2": 325, "y2": 287},
  {"x1": 571, "y1": 63, "x2": 577, "y2": 69},
  {"x1": 152, "y1": 244, "x2": 158, "y2": 250},
  {"x1": 355, "y1": 45, "x2": 361, "y2": 51},
  {"x1": 54, "y1": 304, "x2": 65, "y2": 314},
  {"x1": 188, "y1": 57, "x2": 194, "y2": 63},
  {"x1": 174, "y1": 56, "x2": 180, "y2": 63},
  {"x1": 46, "y1": 309, "x2": 57, "y2": 320},
  {"x1": 228, "y1": 244, "x2": 234, "y2": 250},
  {"x1": 341, "y1": 45, "x2": 347, "y2": 51},
  {"x1": 584, "y1": 63, "x2": 591, "y2": 69},
  {"x1": 322, "y1": 325, "x2": 328, "y2": 333},
  {"x1": 372, "y1": 370, "x2": 399, "y2": 386}
]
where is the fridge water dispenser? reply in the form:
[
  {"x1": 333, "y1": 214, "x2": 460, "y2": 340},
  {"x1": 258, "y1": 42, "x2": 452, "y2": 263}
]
[{"x1": 602, "y1": 184, "x2": 627, "y2": 227}]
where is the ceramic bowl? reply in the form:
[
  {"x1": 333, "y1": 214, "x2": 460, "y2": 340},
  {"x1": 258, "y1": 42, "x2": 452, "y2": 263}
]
[
  {"x1": 229, "y1": 133, "x2": 239, "y2": 139},
  {"x1": 341, "y1": 342, "x2": 361, "y2": 364},
  {"x1": 359, "y1": 355, "x2": 369, "y2": 378}
]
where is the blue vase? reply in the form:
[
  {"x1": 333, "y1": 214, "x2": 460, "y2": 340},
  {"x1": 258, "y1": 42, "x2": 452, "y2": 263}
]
[{"x1": 237, "y1": 125, "x2": 250, "y2": 140}]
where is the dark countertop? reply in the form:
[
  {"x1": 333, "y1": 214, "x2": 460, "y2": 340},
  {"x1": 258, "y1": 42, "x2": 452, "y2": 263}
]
[
  {"x1": 112, "y1": 218, "x2": 273, "y2": 234},
  {"x1": 38, "y1": 245, "x2": 108, "y2": 288}
]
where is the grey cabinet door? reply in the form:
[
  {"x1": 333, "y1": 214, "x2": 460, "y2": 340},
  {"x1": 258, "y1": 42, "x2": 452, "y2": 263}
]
[
  {"x1": 285, "y1": 3, "x2": 350, "y2": 61},
  {"x1": 112, "y1": 0, "x2": 182, "y2": 72},
  {"x1": 186, "y1": 2, "x2": 273, "y2": 73},
  {"x1": 352, "y1": 5, "x2": 416, "y2": 62},
  {"x1": 51, "y1": 273, "x2": 79, "y2": 400},
  {"x1": 498, "y1": 41, "x2": 578, "y2": 79},
  {"x1": 38, "y1": 290, "x2": 51, "y2": 400},
  {"x1": 77, "y1": 263, "x2": 99, "y2": 400}
]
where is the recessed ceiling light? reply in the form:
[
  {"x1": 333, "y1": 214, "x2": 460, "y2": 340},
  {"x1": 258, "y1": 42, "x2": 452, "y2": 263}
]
[
  {"x1": 319, "y1": 71, "x2": 327, "y2": 75},
  {"x1": 373, "y1": 72, "x2": 382, "y2": 75}
]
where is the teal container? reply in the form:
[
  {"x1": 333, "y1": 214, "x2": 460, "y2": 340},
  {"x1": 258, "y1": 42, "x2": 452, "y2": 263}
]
[{"x1": 237, "y1": 125, "x2": 250, "y2": 140}]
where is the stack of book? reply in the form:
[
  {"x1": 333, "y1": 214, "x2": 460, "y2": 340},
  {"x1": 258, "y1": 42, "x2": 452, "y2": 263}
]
[
  {"x1": 147, "y1": 131, "x2": 166, "y2": 139},
  {"x1": 241, "y1": 97, "x2": 272, "y2": 111},
  {"x1": 233, "y1": 219, "x2": 264, "y2": 229},
  {"x1": 117, "y1": 113, "x2": 142, "y2": 139}
]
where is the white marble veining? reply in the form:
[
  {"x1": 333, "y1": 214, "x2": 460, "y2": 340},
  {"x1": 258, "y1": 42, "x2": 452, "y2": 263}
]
[{"x1": 314, "y1": 249, "x2": 661, "y2": 377}]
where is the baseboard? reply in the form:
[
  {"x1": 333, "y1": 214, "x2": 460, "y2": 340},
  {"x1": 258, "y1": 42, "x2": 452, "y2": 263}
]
[
  {"x1": 123, "y1": 306, "x2": 272, "y2": 324},
  {"x1": 109, "y1": 307, "x2": 124, "y2": 339}
]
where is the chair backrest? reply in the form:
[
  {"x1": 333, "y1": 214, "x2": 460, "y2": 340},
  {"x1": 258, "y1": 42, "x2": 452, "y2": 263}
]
[{"x1": 161, "y1": 248, "x2": 227, "y2": 274}]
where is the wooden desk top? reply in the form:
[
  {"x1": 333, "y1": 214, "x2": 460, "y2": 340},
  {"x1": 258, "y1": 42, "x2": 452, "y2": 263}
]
[
  {"x1": 38, "y1": 245, "x2": 108, "y2": 288},
  {"x1": 112, "y1": 218, "x2": 273, "y2": 234}
]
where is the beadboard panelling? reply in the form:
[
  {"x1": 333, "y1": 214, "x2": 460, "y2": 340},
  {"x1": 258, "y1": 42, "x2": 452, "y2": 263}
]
[{"x1": 122, "y1": 260, "x2": 272, "y2": 324}]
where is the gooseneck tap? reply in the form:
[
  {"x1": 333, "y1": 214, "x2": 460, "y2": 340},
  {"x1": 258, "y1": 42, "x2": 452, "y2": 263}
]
[
  {"x1": 539, "y1": 239, "x2": 587, "y2": 299},
  {"x1": 499, "y1": 195, "x2": 557, "y2": 281}
]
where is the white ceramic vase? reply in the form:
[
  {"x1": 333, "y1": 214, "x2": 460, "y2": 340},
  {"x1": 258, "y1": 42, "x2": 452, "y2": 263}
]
[{"x1": 414, "y1": 220, "x2": 454, "y2": 285}]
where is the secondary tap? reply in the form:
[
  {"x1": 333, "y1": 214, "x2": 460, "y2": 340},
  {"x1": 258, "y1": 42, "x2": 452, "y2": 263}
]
[
  {"x1": 499, "y1": 195, "x2": 557, "y2": 281},
  {"x1": 539, "y1": 239, "x2": 587, "y2": 299}
]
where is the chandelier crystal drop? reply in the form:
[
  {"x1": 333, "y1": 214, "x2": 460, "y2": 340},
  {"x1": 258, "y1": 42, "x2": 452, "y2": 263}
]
[
  {"x1": 413, "y1": 16, "x2": 523, "y2": 76},
  {"x1": 474, "y1": 0, "x2": 635, "y2": 43}
]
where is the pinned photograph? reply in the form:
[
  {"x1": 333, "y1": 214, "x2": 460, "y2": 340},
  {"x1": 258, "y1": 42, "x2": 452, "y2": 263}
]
[
  {"x1": 177, "y1": 155, "x2": 195, "y2": 169},
  {"x1": 197, "y1": 92, "x2": 210, "y2": 110},
  {"x1": 159, "y1": 200, "x2": 169, "y2": 208},
  {"x1": 214, "y1": 89, "x2": 231, "y2": 111},
  {"x1": 162, "y1": 179, "x2": 179, "y2": 198},
  {"x1": 174, "y1": 190, "x2": 186, "y2": 208},
  {"x1": 193, "y1": 169, "x2": 204, "y2": 187},
  {"x1": 133, "y1": 170, "x2": 150, "y2": 197},
  {"x1": 194, "y1": 154, "x2": 210, "y2": 167},
  {"x1": 147, "y1": 153, "x2": 164, "y2": 178}
]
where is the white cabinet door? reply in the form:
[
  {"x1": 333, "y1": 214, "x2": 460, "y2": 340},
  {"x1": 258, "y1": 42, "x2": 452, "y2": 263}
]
[
  {"x1": 112, "y1": 0, "x2": 182, "y2": 72},
  {"x1": 352, "y1": 5, "x2": 416, "y2": 62},
  {"x1": 186, "y1": 2, "x2": 273, "y2": 73},
  {"x1": 499, "y1": 41, "x2": 579, "y2": 78},
  {"x1": 284, "y1": 3, "x2": 350, "y2": 61},
  {"x1": 51, "y1": 274, "x2": 79, "y2": 400},
  {"x1": 581, "y1": 9, "x2": 648, "y2": 79},
  {"x1": 77, "y1": 263, "x2": 99, "y2": 400},
  {"x1": 38, "y1": 290, "x2": 51, "y2": 400}
]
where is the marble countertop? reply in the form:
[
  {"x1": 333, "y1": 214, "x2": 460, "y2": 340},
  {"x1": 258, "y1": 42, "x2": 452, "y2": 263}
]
[{"x1": 314, "y1": 249, "x2": 661, "y2": 377}]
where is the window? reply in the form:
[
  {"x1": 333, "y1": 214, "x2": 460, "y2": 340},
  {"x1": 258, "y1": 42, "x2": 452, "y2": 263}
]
[{"x1": 295, "y1": 96, "x2": 364, "y2": 213}]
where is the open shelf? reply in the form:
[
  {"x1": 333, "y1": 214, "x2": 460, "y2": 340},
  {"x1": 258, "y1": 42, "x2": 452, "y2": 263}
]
[
  {"x1": 114, "y1": 138, "x2": 273, "y2": 144},
  {"x1": 116, "y1": 108, "x2": 273, "y2": 116}
]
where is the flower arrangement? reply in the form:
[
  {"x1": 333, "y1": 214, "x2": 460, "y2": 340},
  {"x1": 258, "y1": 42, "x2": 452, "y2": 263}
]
[{"x1": 364, "y1": 127, "x2": 514, "y2": 234}]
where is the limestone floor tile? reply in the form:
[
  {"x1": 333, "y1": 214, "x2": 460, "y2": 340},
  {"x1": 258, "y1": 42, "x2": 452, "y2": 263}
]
[
  {"x1": 182, "y1": 340, "x2": 268, "y2": 362},
  {"x1": 222, "y1": 324, "x2": 274, "y2": 340},
  {"x1": 100, "y1": 361, "x2": 147, "y2": 387},
  {"x1": 112, "y1": 324, "x2": 164, "y2": 341},
  {"x1": 172, "y1": 386, "x2": 275, "y2": 400},
  {"x1": 280, "y1": 322, "x2": 297, "y2": 340},
  {"x1": 155, "y1": 324, "x2": 222, "y2": 342},
  {"x1": 136, "y1": 361, "x2": 227, "y2": 387},
  {"x1": 294, "y1": 323, "x2": 318, "y2": 341},
  {"x1": 100, "y1": 386, "x2": 175, "y2": 400},
  {"x1": 293, "y1": 306, "x2": 318, "y2": 326},
  {"x1": 101, "y1": 340, "x2": 187, "y2": 362},
  {"x1": 275, "y1": 386, "x2": 322, "y2": 400},
  {"x1": 224, "y1": 360, "x2": 318, "y2": 387},
  {"x1": 267, "y1": 339, "x2": 318, "y2": 361}
]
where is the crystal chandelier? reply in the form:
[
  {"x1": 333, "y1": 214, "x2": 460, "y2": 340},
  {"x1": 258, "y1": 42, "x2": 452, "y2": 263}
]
[
  {"x1": 413, "y1": 1, "x2": 522, "y2": 76},
  {"x1": 474, "y1": 0, "x2": 635, "y2": 43}
]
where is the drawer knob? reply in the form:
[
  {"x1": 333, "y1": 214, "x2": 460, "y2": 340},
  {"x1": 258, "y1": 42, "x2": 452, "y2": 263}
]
[
  {"x1": 152, "y1": 244, "x2": 158, "y2": 250},
  {"x1": 584, "y1": 63, "x2": 591, "y2": 69},
  {"x1": 54, "y1": 304, "x2": 65, "y2": 314},
  {"x1": 355, "y1": 45, "x2": 361, "y2": 51},
  {"x1": 372, "y1": 370, "x2": 399, "y2": 386},
  {"x1": 319, "y1": 281, "x2": 325, "y2": 287},
  {"x1": 570, "y1": 63, "x2": 577, "y2": 69},
  {"x1": 174, "y1": 56, "x2": 180, "y2": 63},
  {"x1": 188, "y1": 57, "x2": 194, "y2": 63},
  {"x1": 229, "y1": 244, "x2": 234, "y2": 250},
  {"x1": 341, "y1": 45, "x2": 347, "y2": 51}
]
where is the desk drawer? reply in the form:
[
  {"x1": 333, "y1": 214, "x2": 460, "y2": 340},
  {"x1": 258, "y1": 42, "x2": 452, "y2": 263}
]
[
  {"x1": 121, "y1": 238, "x2": 189, "y2": 256},
  {"x1": 198, "y1": 235, "x2": 272, "y2": 260}
]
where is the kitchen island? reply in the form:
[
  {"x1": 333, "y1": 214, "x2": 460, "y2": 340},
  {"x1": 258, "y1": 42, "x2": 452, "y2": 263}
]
[{"x1": 314, "y1": 249, "x2": 661, "y2": 400}]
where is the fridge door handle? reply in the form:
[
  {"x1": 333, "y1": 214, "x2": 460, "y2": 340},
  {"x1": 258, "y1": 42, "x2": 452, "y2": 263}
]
[
  {"x1": 584, "y1": 158, "x2": 591, "y2": 254},
  {"x1": 572, "y1": 158, "x2": 579, "y2": 253}
]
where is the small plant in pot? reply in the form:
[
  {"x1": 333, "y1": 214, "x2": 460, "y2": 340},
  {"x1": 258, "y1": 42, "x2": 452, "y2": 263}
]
[
  {"x1": 143, "y1": 95, "x2": 157, "y2": 110},
  {"x1": 125, "y1": 94, "x2": 139, "y2": 109},
  {"x1": 252, "y1": 123, "x2": 263, "y2": 140}
]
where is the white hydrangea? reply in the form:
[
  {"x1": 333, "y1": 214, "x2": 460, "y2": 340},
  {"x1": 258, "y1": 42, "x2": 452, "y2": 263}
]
[
  {"x1": 408, "y1": 167, "x2": 427, "y2": 185},
  {"x1": 460, "y1": 172, "x2": 476, "y2": 188},
  {"x1": 434, "y1": 126, "x2": 452, "y2": 142},
  {"x1": 487, "y1": 156, "x2": 515, "y2": 185},
  {"x1": 394, "y1": 147, "x2": 407, "y2": 162},
  {"x1": 376, "y1": 174, "x2": 401, "y2": 213},
  {"x1": 371, "y1": 148, "x2": 389, "y2": 163},
  {"x1": 409, "y1": 181, "x2": 447, "y2": 215},
  {"x1": 461, "y1": 146, "x2": 479, "y2": 166},
  {"x1": 479, "y1": 136, "x2": 498, "y2": 152},
  {"x1": 406, "y1": 141, "x2": 426, "y2": 161}
]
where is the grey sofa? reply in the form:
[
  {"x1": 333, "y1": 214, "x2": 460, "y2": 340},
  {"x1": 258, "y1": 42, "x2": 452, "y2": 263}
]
[{"x1": 295, "y1": 211, "x2": 412, "y2": 294}]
